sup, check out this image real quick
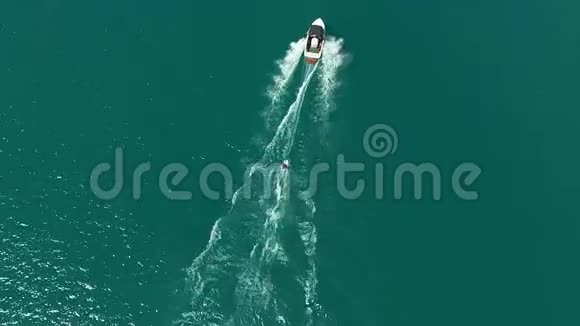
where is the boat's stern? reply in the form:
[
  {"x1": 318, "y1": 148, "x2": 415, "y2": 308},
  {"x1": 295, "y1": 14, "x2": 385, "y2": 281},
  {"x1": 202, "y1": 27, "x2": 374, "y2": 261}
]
[{"x1": 304, "y1": 57, "x2": 319, "y2": 64}]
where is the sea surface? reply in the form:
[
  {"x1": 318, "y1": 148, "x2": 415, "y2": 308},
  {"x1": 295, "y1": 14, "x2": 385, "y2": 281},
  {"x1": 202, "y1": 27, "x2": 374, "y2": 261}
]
[{"x1": 1, "y1": 1, "x2": 580, "y2": 325}]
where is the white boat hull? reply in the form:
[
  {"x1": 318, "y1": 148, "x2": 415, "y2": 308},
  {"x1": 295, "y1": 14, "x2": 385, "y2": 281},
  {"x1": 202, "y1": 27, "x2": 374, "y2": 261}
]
[{"x1": 304, "y1": 18, "x2": 326, "y2": 64}]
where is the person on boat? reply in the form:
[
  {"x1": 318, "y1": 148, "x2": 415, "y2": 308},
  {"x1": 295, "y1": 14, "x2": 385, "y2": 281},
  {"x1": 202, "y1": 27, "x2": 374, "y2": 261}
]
[{"x1": 310, "y1": 37, "x2": 320, "y2": 52}]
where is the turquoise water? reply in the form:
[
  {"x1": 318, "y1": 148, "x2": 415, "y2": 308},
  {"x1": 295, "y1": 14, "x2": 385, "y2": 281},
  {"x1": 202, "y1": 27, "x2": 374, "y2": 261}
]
[{"x1": 1, "y1": 1, "x2": 580, "y2": 325}]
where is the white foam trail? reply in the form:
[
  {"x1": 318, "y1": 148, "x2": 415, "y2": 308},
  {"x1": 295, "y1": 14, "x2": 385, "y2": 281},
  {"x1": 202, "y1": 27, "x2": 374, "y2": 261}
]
[
  {"x1": 224, "y1": 67, "x2": 319, "y2": 325},
  {"x1": 261, "y1": 64, "x2": 318, "y2": 164},
  {"x1": 245, "y1": 64, "x2": 318, "y2": 271},
  {"x1": 314, "y1": 37, "x2": 347, "y2": 123},
  {"x1": 267, "y1": 38, "x2": 306, "y2": 107},
  {"x1": 181, "y1": 45, "x2": 347, "y2": 323},
  {"x1": 261, "y1": 38, "x2": 306, "y2": 133},
  {"x1": 289, "y1": 37, "x2": 347, "y2": 326},
  {"x1": 180, "y1": 62, "x2": 320, "y2": 326},
  {"x1": 297, "y1": 199, "x2": 319, "y2": 326}
]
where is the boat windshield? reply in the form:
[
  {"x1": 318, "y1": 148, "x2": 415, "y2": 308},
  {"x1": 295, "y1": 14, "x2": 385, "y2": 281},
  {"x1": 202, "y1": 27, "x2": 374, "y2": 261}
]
[{"x1": 308, "y1": 25, "x2": 324, "y2": 38}]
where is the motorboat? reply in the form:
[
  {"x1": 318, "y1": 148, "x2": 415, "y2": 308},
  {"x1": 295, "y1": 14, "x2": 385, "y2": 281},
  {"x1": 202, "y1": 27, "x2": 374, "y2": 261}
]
[{"x1": 304, "y1": 18, "x2": 326, "y2": 64}]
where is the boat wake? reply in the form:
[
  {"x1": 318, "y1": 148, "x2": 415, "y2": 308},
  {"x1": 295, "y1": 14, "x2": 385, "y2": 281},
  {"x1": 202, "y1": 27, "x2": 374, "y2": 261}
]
[
  {"x1": 266, "y1": 38, "x2": 306, "y2": 112},
  {"x1": 176, "y1": 37, "x2": 345, "y2": 326},
  {"x1": 313, "y1": 37, "x2": 346, "y2": 123}
]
